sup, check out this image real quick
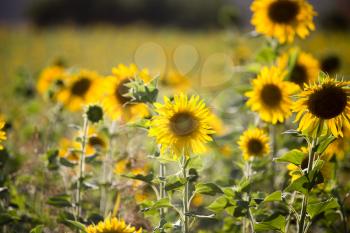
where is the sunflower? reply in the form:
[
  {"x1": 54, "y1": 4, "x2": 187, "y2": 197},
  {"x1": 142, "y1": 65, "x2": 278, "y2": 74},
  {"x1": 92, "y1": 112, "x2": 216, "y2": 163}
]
[
  {"x1": 85, "y1": 217, "x2": 142, "y2": 233},
  {"x1": 287, "y1": 147, "x2": 334, "y2": 182},
  {"x1": 323, "y1": 126, "x2": 350, "y2": 161},
  {"x1": 251, "y1": 0, "x2": 316, "y2": 43},
  {"x1": 102, "y1": 64, "x2": 151, "y2": 122},
  {"x1": 149, "y1": 93, "x2": 215, "y2": 158},
  {"x1": 36, "y1": 65, "x2": 66, "y2": 97},
  {"x1": 59, "y1": 126, "x2": 107, "y2": 162},
  {"x1": 160, "y1": 70, "x2": 191, "y2": 92},
  {"x1": 277, "y1": 48, "x2": 319, "y2": 88},
  {"x1": 0, "y1": 120, "x2": 7, "y2": 150},
  {"x1": 237, "y1": 128, "x2": 270, "y2": 160},
  {"x1": 293, "y1": 77, "x2": 350, "y2": 138},
  {"x1": 57, "y1": 69, "x2": 101, "y2": 111},
  {"x1": 245, "y1": 66, "x2": 295, "y2": 124}
]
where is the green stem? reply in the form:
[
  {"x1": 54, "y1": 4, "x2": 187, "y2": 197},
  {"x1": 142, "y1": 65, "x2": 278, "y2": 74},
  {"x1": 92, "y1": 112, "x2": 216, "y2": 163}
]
[
  {"x1": 298, "y1": 139, "x2": 316, "y2": 233},
  {"x1": 159, "y1": 162, "x2": 166, "y2": 232},
  {"x1": 285, "y1": 191, "x2": 297, "y2": 232},
  {"x1": 76, "y1": 115, "x2": 89, "y2": 220},
  {"x1": 182, "y1": 154, "x2": 190, "y2": 233},
  {"x1": 100, "y1": 121, "x2": 117, "y2": 216},
  {"x1": 246, "y1": 162, "x2": 255, "y2": 233},
  {"x1": 269, "y1": 125, "x2": 277, "y2": 190}
]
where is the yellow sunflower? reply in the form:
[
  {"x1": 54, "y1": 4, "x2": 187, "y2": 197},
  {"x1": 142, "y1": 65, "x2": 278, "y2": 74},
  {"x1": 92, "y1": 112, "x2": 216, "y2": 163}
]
[
  {"x1": 86, "y1": 217, "x2": 142, "y2": 233},
  {"x1": 102, "y1": 64, "x2": 151, "y2": 122},
  {"x1": 277, "y1": 48, "x2": 320, "y2": 88},
  {"x1": 160, "y1": 70, "x2": 191, "y2": 92},
  {"x1": 59, "y1": 126, "x2": 107, "y2": 162},
  {"x1": 149, "y1": 93, "x2": 215, "y2": 158},
  {"x1": 37, "y1": 65, "x2": 66, "y2": 97},
  {"x1": 245, "y1": 66, "x2": 295, "y2": 124},
  {"x1": 287, "y1": 147, "x2": 334, "y2": 182},
  {"x1": 323, "y1": 126, "x2": 350, "y2": 161},
  {"x1": 0, "y1": 120, "x2": 7, "y2": 150},
  {"x1": 237, "y1": 128, "x2": 270, "y2": 160},
  {"x1": 57, "y1": 69, "x2": 101, "y2": 112},
  {"x1": 293, "y1": 77, "x2": 350, "y2": 138},
  {"x1": 251, "y1": 0, "x2": 316, "y2": 43}
]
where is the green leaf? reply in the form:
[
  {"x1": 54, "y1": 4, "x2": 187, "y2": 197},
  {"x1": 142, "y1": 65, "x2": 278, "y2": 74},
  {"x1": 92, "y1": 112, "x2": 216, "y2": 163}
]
[
  {"x1": 65, "y1": 220, "x2": 87, "y2": 233},
  {"x1": 316, "y1": 136, "x2": 336, "y2": 154},
  {"x1": 122, "y1": 173, "x2": 154, "y2": 184},
  {"x1": 275, "y1": 149, "x2": 304, "y2": 165},
  {"x1": 0, "y1": 213, "x2": 18, "y2": 225},
  {"x1": 284, "y1": 175, "x2": 309, "y2": 195},
  {"x1": 47, "y1": 149, "x2": 59, "y2": 170},
  {"x1": 141, "y1": 198, "x2": 172, "y2": 212},
  {"x1": 307, "y1": 198, "x2": 340, "y2": 219},
  {"x1": 30, "y1": 225, "x2": 44, "y2": 233},
  {"x1": 195, "y1": 183, "x2": 223, "y2": 196},
  {"x1": 47, "y1": 194, "x2": 72, "y2": 208},
  {"x1": 254, "y1": 215, "x2": 286, "y2": 233},
  {"x1": 59, "y1": 157, "x2": 76, "y2": 167},
  {"x1": 165, "y1": 176, "x2": 186, "y2": 191},
  {"x1": 207, "y1": 196, "x2": 229, "y2": 213},
  {"x1": 263, "y1": 191, "x2": 282, "y2": 203}
]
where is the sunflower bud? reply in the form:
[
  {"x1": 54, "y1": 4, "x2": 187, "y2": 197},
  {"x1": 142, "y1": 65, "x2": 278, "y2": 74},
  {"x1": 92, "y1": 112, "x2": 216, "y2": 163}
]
[{"x1": 85, "y1": 104, "x2": 103, "y2": 123}]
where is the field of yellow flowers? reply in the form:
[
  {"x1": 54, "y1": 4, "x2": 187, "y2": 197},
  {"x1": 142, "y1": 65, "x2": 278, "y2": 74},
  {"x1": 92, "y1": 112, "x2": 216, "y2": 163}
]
[{"x1": 1, "y1": 1, "x2": 350, "y2": 233}]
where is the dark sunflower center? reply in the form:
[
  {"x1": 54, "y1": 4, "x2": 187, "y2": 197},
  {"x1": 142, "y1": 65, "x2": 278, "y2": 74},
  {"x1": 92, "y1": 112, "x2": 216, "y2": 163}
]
[
  {"x1": 115, "y1": 79, "x2": 132, "y2": 105},
  {"x1": 88, "y1": 136, "x2": 105, "y2": 148},
  {"x1": 170, "y1": 112, "x2": 198, "y2": 136},
  {"x1": 300, "y1": 156, "x2": 309, "y2": 170},
  {"x1": 260, "y1": 84, "x2": 282, "y2": 107},
  {"x1": 71, "y1": 77, "x2": 91, "y2": 96},
  {"x1": 290, "y1": 64, "x2": 308, "y2": 86},
  {"x1": 247, "y1": 139, "x2": 263, "y2": 155},
  {"x1": 268, "y1": 0, "x2": 300, "y2": 24},
  {"x1": 321, "y1": 55, "x2": 341, "y2": 74},
  {"x1": 307, "y1": 85, "x2": 348, "y2": 119}
]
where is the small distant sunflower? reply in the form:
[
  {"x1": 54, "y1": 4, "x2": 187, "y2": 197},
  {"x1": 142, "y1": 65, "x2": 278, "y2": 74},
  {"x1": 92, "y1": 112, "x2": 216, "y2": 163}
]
[
  {"x1": 293, "y1": 77, "x2": 350, "y2": 138},
  {"x1": 251, "y1": 0, "x2": 316, "y2": 43},
  {"x1": 245, "y1": 66, "x2": 295, "y2": 124},
  {"x1": 59, "y1": 127, "x2": 107, "y2": 161},
  {"x1": 160, "y1": 70, "x2": 191, "y2": 92},
  {"x1": 36, "y1": 65, "x2": 66, "y2": 97},
  {"x1": 238, "y1": 128, "x2": 270, "y2": 160},
  {"x1": 287, "y1": 147, "x2": 333, "y2": 182},
  {"x1": 0, "y1": 120, "x2": 7, "y2": 150},
  {"x1": 278, "y1": 48, "x2": 319, "y2": 88},
  {"x1": 57, "y1": 70, "x2": 101, "y2": 111},
  {"x1": 149, "y1": 93, "x2": 215, "y2": 158},
  {"x1": 102, "y1": 64, "x2": 151, "y2": 122},
  {"x1": 86, "y1": 217, "x2": 142, "y2": 233}
]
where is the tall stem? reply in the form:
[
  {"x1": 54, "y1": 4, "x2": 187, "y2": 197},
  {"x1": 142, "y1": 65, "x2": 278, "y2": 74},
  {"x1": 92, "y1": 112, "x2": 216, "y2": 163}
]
[
  {"x1": 298, "y1": 139, "x2": 316, "y2": 233},
  {"x1": 159, "y1": 162, "x2": 166, "y2": 231},
  {"x1": 246, "y1": 162, "x2": 255, "y2": 233},
  {"x1": 76, "y1": 116, "x2": 89, "y2": 219},
  {"x1": 285, "y1": 191, "x2": 297, "y2": 232},
  {"x1": 269, "y1": 125, "x2": 277, "y2": 190},
  {"x1": 182, "y1": 154, "x2": 189, "y2": 233},
  {"x1": 100, "y1": 121, "x2": 117, "y2": 216}
]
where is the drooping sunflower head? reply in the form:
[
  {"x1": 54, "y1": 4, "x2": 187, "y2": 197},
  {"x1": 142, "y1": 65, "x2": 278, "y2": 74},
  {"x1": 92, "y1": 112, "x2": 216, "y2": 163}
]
[
  {"x1": 102, "y1": 64, "x2": 151, "y2": 122},
  {"x1": 0, "y1": 120, "x2": 7, "y2": 150},
  {"x1": 251, "y1": 0, "x2": 316, "y2": 43},
  {"x1": 237, "y1": 128, "x2": 270, "y2": 160},
  {"x1": 57, "y1": 70, "x2": 101, "y2": 112},
  {"x1": 278, "y1": 48, "x2": 320, "y2": 88},
  {"x1": 293, "y1": 77, "x2": 350, "y2": 138},
  {"x1": 245, "y1": 66, "x2": 295, "y2": 124},
  {"x1": 86, "y1": 217, "x2": 142, "y2": 233},
  {"x1": 36, "y1": 65, "x2": 66, "y2": 97},
  {"x1": 149, "y1": 93, "x2": 215, "y2": 158}
]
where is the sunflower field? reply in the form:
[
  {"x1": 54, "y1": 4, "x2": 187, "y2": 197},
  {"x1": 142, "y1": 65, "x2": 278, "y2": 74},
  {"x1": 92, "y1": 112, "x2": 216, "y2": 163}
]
[{"x1": 1, "y1": 0, "x2": 350, "y2": 233}]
